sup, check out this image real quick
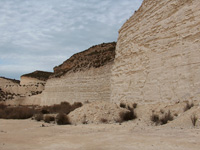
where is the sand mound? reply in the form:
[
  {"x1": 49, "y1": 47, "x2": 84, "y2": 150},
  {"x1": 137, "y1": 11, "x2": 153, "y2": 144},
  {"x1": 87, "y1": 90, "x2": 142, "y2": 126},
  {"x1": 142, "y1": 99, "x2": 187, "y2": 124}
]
[
  {"x1": 165, "y1": 106, "x2": 200, "y2": 128},
  {"x1": 68, "y1": 101, "x2": 129, "y2": 124}
]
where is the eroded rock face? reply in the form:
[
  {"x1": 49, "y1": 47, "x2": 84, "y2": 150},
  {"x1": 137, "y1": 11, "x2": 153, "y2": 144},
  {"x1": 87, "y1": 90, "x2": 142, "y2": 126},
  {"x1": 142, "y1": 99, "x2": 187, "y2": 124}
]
[
  {"x1": 0, "y1": 71, "x2": 52, "y2": 101},
  {"x1": 41, "y1": 42, "x2": 116, "y2": 105},
  {"x1": 20, "y1": 71, "x2": 53, "y2": 85},
  {"x1": 52, "y1": 42, "x2": 116, "y2": 77},
  {"x1": 111, "y1": 0, "x2": 200, "y2": 104}
]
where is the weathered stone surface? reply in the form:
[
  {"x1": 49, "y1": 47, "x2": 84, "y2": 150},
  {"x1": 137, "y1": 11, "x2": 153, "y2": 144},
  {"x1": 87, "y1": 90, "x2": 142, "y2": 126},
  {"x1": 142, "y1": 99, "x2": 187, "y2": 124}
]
[
  {"x1": 111, "y1": 0, "x2": 200, "y2": 104},
  {"x1": 0, "y1": 74, "x2": 46, "y2": 100},
  {"x1": 41, "y1": 42, "x2": 116, "y2": 105},
  {"x1": 41, "y1": 63, "x2": 112, "y2": 105},
  {"x1": 20, "y1": 70, "x2": 52, "y2": 85}
]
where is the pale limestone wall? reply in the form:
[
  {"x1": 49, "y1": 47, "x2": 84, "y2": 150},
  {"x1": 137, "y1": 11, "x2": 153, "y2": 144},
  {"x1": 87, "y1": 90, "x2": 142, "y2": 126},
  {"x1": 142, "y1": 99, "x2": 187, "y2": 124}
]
[
  {"x1": 111, "y1": 0, "x2": 200, "y2": 104},
  {"x1": 0, "y1": 77, "x2": 44, "y2": 97},
  {"x1": 41, "y1": 63, "x2": 113, "y2": 106},
  {"x1": 20, "y1": 76, "x2": 46, "y2": 85},
  {"x1": 0, "y1": 78, "x2": 19, "y2": 88}
]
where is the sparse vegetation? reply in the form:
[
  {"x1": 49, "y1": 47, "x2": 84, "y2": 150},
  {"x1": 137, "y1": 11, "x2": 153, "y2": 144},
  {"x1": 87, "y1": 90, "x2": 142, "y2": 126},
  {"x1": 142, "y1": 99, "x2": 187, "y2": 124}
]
[
  {"x1": 120, "y1": 103, "x2": 126, "y2": 108},
  {"x1": 100, "y1": 118, "x2": 108, "y2": 123},
  {"x1": 34, "y1": 113, "x2": 44, "y2": 121},
  {"x1": 56, "y1": 113, "x2": 71, "y2": 125},
  {"x1": 0, "y1": 105, "x2": 36, "y2": 119},
  {"x1": 183, "y1": 101, "x2": 194, "y2": 112},
  {"x1": 191, "y1": 114, "x2": 198, "y2": 127},
  {"x1": 82, "y1": 115, "x2": 88, "y2": 124},
  {"x1": 150, "y1": 113, "x2": 160, "y2": 125},
  {"x1": 44, "y1": 115, "x2": 55, "y2": 123},
  {"x1": 119, "y1": 106, "x2": 137, "y2": 122},
  {"x1": 150, "y1": 110, "x2": 173, "y2": 125},
  {"x1": 42, "y1": 101, "x2": 82, "y2": 114},
  {"x1": 0, "y1": 102, "x2": 82, "y2": 124},
  {"x1": 132, "y1": 103, "x2": 137, "y2": 109},
  {"x1": 160, "y1": 110, "x2": 173, "y2": 125}
]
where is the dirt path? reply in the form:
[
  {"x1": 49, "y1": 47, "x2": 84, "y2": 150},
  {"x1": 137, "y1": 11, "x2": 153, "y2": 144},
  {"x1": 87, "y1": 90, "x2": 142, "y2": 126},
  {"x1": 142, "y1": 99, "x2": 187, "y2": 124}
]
[{"x1": 0, "y1": 119, "x2": 200, "y2": 150}]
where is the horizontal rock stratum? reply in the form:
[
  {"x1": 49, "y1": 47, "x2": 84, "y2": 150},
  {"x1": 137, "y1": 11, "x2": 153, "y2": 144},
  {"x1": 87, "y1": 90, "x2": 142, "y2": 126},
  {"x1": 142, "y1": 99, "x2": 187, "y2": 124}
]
[
  {"x1": 111, "y1": 0, "x2": 200, "y2": 104},
  {"x1": 40, "y1": 42, "x2": 116, "y2": 105}
]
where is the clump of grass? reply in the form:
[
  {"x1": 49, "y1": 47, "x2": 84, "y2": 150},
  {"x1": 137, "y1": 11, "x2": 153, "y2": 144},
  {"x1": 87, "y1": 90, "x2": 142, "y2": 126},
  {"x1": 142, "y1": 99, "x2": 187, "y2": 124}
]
[
  {"x1": 184, "y1": 101, "x2": 194, "y2": 112},
  {"x1": 150, "y1": 113, "x2": 160, "y2": 125},
  {"x1": 191, "y1": 114, "x2": 198, "y2": 127},
  {"x1": 150, "y1": 110, "x2": 173, "y2": 125},
  {"x1": 44, "y1": 115, "x2": 55, "y2": 123},
  {"x1": 100, "y1": 118, "x2": 108, "y2": 123},
  {"x1": 119, "y1": 103, "x2": 126, "y2": 108},
  {"x1": 34, "y1": 113, "x2": 44, "y2": 121},
  {"x1": 132, "y1": 103, "x2": 137, "y2": 109},
  {"x1": 119, "y1": 106, "x2": 137, "y2": 122},
  {"x1": 160, "y1": 110, "x2": 173, "y2": 125},
  {"x1": 56, "y1": 113, "x2": 71, "y2": 125}
]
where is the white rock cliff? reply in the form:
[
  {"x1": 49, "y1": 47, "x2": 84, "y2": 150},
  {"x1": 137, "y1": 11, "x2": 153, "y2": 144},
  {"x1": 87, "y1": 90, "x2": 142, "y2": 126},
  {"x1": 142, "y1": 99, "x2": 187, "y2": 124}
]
[{"x1": 111, "y1": 0, "x2": 200, "y2": 104}]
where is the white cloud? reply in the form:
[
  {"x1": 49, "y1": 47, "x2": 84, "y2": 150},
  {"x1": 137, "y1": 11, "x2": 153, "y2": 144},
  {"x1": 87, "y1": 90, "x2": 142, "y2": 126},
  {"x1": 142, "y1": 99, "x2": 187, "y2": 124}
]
[{"x1": 0, "y1": 0, "x2": 143, "y2": 79}]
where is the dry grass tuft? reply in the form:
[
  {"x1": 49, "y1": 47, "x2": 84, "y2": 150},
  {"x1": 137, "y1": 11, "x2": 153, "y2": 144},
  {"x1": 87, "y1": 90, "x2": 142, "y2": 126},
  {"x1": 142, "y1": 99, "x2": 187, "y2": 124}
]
[
  {"x1": 183, "y1": 101, "x2": 194, "y2": 112},
  {"x1": 191, "y1": 114, "x2": 198, "y2": 127}
]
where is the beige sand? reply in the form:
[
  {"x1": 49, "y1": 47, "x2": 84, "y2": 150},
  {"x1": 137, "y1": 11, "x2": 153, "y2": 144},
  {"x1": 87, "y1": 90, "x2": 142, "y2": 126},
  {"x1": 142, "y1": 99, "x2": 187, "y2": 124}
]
[{"x1": 0, "y1": 119, "x2": 200, "y2": 150}]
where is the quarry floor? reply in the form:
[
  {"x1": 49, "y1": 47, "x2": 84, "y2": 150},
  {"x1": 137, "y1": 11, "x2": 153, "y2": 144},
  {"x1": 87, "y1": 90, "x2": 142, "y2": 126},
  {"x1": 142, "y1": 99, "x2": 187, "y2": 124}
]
[{"x1": 0, "y1": 119, "x2": 200, "y2": 150}]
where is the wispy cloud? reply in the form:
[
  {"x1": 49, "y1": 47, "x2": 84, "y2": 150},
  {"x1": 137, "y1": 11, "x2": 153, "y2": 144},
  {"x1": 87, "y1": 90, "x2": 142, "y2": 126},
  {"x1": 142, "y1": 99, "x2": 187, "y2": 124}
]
[{"x1": 0, "y1": 0, "x2": 143, "y2": 79}]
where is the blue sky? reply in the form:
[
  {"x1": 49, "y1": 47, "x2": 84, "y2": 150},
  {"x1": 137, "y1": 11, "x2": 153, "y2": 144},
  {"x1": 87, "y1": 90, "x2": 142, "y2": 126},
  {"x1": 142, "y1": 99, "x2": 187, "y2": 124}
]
[{"x1": 0, "y1": 0, "x2": 143, "y2": 80}]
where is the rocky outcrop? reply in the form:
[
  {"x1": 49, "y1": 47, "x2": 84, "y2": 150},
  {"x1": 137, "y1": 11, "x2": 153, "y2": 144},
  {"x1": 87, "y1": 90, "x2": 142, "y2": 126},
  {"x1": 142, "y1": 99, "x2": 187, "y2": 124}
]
[
  {"x1": 41, "y1": 42, "x2": 116, "y2": 105},
  {"x1": 111, "y1": 0, "x2": 200, "y2": 104},
  {"x1": 52, "y1": 42, "x2": 116, "y2": 77}
]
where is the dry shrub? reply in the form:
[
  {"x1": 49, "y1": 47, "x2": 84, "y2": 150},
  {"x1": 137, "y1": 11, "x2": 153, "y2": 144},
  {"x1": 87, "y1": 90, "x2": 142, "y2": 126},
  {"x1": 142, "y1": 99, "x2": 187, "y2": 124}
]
[
  {"x1": 0, "y1": 106, "x2": 36, "y2": 119},
  {"x1": 150, "y1": 110, "x2": 173, "y2": 125},
  {"x1": 43, "y1": 101, "x2": 82, "y2": 114},
  {"x1": 191, "y1": 114, "x2": 198, "y2": 126},
  {"x1": 150, "y1": 113, "x2": 160, "y2": 125},
  {"x1": 160, "y1": 110, "x2": 173, "y2": 125},
  {"x1": 44, "y1": 115, "x2": 55, "y2": 123},
  {"x1": 34, "y1": 113, "x2": 44, "y2": 121},
  {"x1": 56, "y1": 113, "x2": 71, "y2": 125},
  {"x1": 119, "y1": 106, "x2": 137, "y2": 122},
  {"x1": 132, "y1": 103, "x2": 137, "y2": 109},
  {"x1": 100, "y1": 118, "x2": 108, "y2": 123},
  {"x1": 41, "y1": 109, "x2": 49, "y2": 114},
  {"x1": 184, "y1": 101, "x2": 194, "y2": 112},
  {"x1": 120, "y1": 103, "x2": 126, "y2": 108}
]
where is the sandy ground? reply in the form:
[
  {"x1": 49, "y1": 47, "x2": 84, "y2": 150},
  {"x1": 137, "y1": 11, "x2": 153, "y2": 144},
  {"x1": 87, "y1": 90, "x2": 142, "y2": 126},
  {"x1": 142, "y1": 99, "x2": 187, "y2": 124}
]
[{"x1": 0, "y1": 119, "x2": 200, "y2": 150}]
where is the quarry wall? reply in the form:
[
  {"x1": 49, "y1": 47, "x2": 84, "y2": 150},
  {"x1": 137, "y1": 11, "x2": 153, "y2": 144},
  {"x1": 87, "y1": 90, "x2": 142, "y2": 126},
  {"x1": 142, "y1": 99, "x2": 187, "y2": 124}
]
[
  {"x1": 41, "y1": 63, "x2": 112, "y2": 105},
  {"x1": 111, "y1": 0, "x2": 200, "y2": 104},
  {"x1": 0, "y1": 77, "x2": 45, "y2": 101},
  {"x1": 40, "y1": 42, "x2": 115, "y2": 105}
]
